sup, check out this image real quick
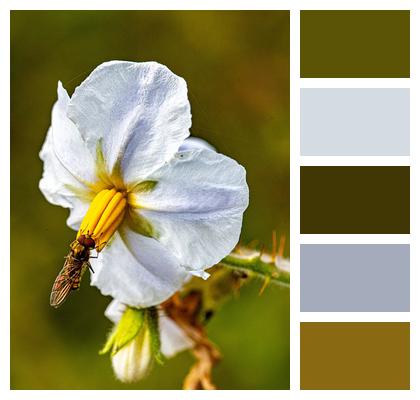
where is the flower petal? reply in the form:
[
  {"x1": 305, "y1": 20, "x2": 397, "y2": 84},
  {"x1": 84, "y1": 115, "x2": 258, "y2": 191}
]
[
  {"x1": 39, "y1": 127, "x2": 91, "y2": 230},
  {"x1": 67, "y1": 61, "x2": 191, "y2": 185},
  {"x1": 104, "y1": 299, "x2": 126, "y2": 324},
  {"x1": 39, "y1": 82, "x2": 97, "y2": 229},
  {"x1": 90, "y1": 226, "x2": 189, "y2": 307},
  {"x1": 178, "y1": 136, "x2": 215, "y2": 152},
  {"x1": 51, "y1": 82, "x2": 97, "y2": 185},
  {"x1": 160, "y1": 314, "x2": 193, "y2": 358},
  {"x1": 133, "y1": 149, "x2": 249, "y2": 272}
]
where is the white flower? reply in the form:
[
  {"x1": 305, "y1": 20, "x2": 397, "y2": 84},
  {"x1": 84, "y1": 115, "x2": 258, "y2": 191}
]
[
  {"x1": 105, "y1": 300, "x2": 193, "y2": 382},
  {"x1": 39, "y1": 61, "x2": 249, "y2": 307}
]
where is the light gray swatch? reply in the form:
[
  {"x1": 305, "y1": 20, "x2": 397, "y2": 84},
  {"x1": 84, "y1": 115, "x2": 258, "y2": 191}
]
[
  {"x1": 300, "y1": 88, "x2": 410, "y2": 155},
  {"x1": 300, "y1": 244, "x2": 410, "y2": 312}
]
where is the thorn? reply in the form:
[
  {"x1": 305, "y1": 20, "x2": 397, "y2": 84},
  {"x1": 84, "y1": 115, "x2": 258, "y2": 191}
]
[
  {"x1": 259, "y1": 276, "x2": 271, "y2": 296},
  {"x1": 247, "y1": 239, "x2": 260, "y2": 249},
  {"x1": 278, "y1": 234, "x2": 286, "y2": 258},
  {"x1": 271, "y1": 230, "x2": 277, "y2": 262}
]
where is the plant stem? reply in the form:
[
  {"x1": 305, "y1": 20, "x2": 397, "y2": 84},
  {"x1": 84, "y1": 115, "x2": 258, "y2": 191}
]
[{"x1": 219, "y1": 254, "x2": 290, "y2": 288}]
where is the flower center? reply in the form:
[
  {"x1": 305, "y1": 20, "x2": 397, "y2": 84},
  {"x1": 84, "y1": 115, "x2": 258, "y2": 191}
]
[{"x1": 75, "y1": 188, "x2": 128, "y2": 252}]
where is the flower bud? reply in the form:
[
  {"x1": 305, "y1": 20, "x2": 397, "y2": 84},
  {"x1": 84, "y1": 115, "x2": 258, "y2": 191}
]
[
  {"x1": 101, "y1": 301, "x2": 193, "y2": 383},
  {"x1": 100, "y1": 307, "x2": 156, "y2": 383},
  {"x1": 111, "y1": 327, "x2": 152, "y2": 383}
]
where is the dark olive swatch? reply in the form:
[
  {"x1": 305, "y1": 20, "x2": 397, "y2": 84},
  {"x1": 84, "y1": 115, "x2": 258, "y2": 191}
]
[
  {"x1": 301, "y1": 322, "x2": 410, "y2": 390},
  {"x1": 300, "y1": 166, "x2": 410, "y2": 234},
  {"x1": 301, "y1": 10, "x2": 410, "y2": 77}
]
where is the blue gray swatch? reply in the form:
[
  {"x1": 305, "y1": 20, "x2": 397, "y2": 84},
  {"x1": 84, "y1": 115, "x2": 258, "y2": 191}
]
[
  {"x1": 300, "y1": 244, "x2": 410, "y2": 312},
  {"x1": 300, "y1": 88, "x2": 410, "y2": 156}
]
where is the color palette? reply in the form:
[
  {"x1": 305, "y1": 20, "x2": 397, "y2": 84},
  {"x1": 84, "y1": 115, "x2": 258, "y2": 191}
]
[
  {"x1": 300, "y1": 10, "x2": 410, "y2": 78},
  {"x1": 300, "y1": 166, "x2": 410, "y2": 234},
  {"x1": 300, "y1": 244, "x2": 410, "y2": 312},
  {"x1": 300, "y1": 322, "x2": 410, "y2": 389},
  {"x1": 299, "y1": 9, "x2": 411, "y2": 391},
  {"x1": 301, "y1": 88, "x2": 410, "y2": 156}
]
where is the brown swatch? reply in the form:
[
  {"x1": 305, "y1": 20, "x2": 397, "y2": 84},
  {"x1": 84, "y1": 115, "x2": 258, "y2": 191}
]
[
  {"x1": 300, "y1": 166, "x2": 410, "y2": 234},
  {"x1": 301, "y1": 322, "x2": 410, "y2": 390},
  {"x1": 300, "y1": 10, "x2": 410, "y2": 78}
]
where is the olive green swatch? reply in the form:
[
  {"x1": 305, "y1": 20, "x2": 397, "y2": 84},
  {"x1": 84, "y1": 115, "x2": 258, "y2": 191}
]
[
  {"x1": 300, "y1": 166, "x2": 410, "y2": 234},
  {"x1": 301, "y1": 322, "x2": 410, "y2": 390},
  {"x1": 300, "y1": 10, "x2": 410, "y2": 77}
]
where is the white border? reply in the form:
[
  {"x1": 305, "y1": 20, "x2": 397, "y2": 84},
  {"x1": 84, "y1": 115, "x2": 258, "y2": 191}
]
[
  {"x1": 300, "y1": 313, "x2": 411, "y2": 323},
  {"x1": 3, "y1": 0, "x2": 419, "y2": 399},
  {"x1": 301, "y1": 78, "x2": 411, "y2": 88},
  {"x1": 1, "y1": 1, "x2": 10, "y2": 398},
  {"x1": 1, "y1": 0, "x2": 415, "y2": 11},
  {"x1": 290, "y1": 7, "x2": 300, "y2": 391},
  {"x1": 300, "y1": 235, "x2": 411, "y2": 244},
  {"x1": 300, "y1": 156, "x2": 411, "y2": 166}
]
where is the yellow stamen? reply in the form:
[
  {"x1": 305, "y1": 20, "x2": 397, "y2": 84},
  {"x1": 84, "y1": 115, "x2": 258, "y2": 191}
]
[
  {"x1": 93, "y1": 191, "x2": 125, "y2": 237},
  {"x1": 78, "y1": 189, "x2": 116, "y2": 236},
  {"x1": 77, "y1": 188, "x2": 127, "y2": 250},
  {"x1": 97, "y1": 212, "x2": 126, "y2": 252}
]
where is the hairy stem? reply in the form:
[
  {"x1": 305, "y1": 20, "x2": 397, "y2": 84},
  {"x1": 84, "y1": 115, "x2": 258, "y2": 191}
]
[{"x1": 219, "y1": 254, "x2": 290, "y2": 288}]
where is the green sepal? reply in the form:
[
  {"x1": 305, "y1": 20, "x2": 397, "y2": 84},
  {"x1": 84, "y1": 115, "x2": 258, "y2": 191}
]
[
  {"x1": 131, "y1": 180, "x2": 158, "y2": 193},
  {"x1": 99, "y1": 327, "x2": 118, "y2": 355},
  {"x1": 126, "y1": 209, "x2": 158, "y2": 239},
  {"x1": 99, "y1": 307, "x2": 145, "y2": 356},
  {"x1": 146, "y1": 307, "x2": 165, "y2": 365}
]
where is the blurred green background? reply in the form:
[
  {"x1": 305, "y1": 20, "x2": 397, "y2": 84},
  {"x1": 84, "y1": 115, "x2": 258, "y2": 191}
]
[{"x1": 11, "y1": 11, "x2": 290, "y2": 389}]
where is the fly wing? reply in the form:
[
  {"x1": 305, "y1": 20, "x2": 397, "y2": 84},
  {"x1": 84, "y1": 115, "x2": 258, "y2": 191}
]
[{"x1": 50, "y1": 253, "x2": 84, "y2": 308}]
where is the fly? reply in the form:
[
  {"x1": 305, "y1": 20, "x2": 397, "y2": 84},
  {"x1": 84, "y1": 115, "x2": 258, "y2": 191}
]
[{"x1": 50, "y1": 234, "x2": 98, "y2": 308}]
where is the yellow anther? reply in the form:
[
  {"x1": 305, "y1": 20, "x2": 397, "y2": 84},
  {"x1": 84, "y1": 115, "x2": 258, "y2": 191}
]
[
  {"x1": 77, "y1": 189, "x2": 108, "y2": 237},
  {"x1": 97, "y1": 211, "x2": 126, "y2": 252},
  {"x1": 77, "y1": 188, "x2": 127, "y2": 250},
  {"x1": 93, "y1": 193, "x2": 127, "y2": 238},
  {"x1": 78, "y1": 189, "x2": 117, "y2": 237}
]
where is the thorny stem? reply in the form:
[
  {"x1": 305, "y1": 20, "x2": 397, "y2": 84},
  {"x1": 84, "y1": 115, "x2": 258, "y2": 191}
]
[
  {"x1": 162, "y1": 292, "x2": 221, "y2": 390},
  {"x1": 162, "y1": 239, "x2": 290, "y2": 389},
  {"x1": 219, "y1": 253, "x2": 290, "y2": 288}
]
